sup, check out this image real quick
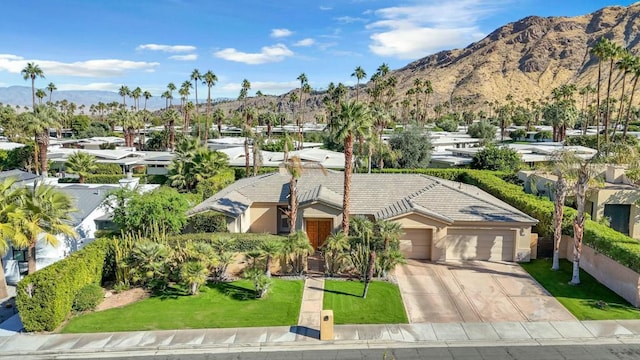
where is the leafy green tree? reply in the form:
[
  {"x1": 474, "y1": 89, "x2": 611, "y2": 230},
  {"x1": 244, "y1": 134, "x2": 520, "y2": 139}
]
[
  {"x1": 180, "y1": 260, "x2": 209, "y2": 295},
  {"x1": 467, "y1": 120, "x2": 496, "y2": 145},
  {"x1": 388, "y1": 125, "x2": 432, "y2": 168},
  {"x1": 10, "y1": 181, "x2": 77, "y2": 274},
  {"x1": 509, "y1": 128, "x2": 527, "y2": 141},
  {"x1": 435, "y1": 117, "x2": 458, "y2": 132},
  {"x1": 470, "y1": 145, "x2": 521, "y2": 172},
  {"x1": 168, "y1": 138, "x2": 229, "y2": 192},
  {"x1": 71, "y1": 114, "x2": 91, "y2": 135},
  {"x1": 65, "y1": 151, "x2": 97, "y2": 183},
  {"x1": 107, "y1": 186, "x2": 189, "y2": 235},
  {"x1": 23, "y1": 104, "x2": 61, "y2": 176}
]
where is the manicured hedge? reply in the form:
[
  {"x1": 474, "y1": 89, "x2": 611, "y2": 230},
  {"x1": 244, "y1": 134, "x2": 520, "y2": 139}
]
[
  {"x1": 184, "y1": 211, "x2": 229, "y2": 233},
  {"x1": 169, "y1": 232, "x2": 287, "y2": 252},
  {"x1": 379, "y1": 168, "x2": 640, "y2": 273},
  {"x1": 233, "y1": 167, "x2": 279, "y2": 180},
  {"x1": 16, "y1": 238, "x2": 112, "y2": 332}
]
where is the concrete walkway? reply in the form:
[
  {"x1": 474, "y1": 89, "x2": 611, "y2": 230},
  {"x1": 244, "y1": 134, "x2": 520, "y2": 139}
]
[
  {"x1": 3, "y1": 320, "x2": 640, "y2": 359},
  {"x1": 295, "y1": 277, "x2": 325, "y2": 339}
]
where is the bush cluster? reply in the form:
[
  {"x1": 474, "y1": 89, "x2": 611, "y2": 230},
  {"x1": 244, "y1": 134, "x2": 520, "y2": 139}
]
[
  {"x1": 72, "y1": 284, "x2": 104, "y2": 312},
  {"x1": 16, "y1": 238, "x2": 111, "y2": 332},
  {"x1": 183, "y1": 211, "x2": 229, "y2": 234},
  {"x1": 169, "y1": 232, "x2": 286, "y2": 252}
]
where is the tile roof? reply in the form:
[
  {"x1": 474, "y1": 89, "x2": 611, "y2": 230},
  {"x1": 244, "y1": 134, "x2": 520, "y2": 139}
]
[{"x1": 191, "y1": 171, "x2": 537, "y2": 225}]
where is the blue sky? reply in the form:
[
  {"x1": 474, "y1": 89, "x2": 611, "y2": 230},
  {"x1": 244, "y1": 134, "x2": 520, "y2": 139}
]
[{"x1": 0, "y1": 0, "x2": 635, "y2": 99}]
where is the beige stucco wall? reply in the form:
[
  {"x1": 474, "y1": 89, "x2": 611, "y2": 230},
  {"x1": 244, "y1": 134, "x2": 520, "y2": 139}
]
[
  {"x1": 249, "y1": 203, "x2": 278, "y2": 234},
  {"x1": 447, "y1": 222, "x2": 532, "y2": 262},
  {"x1": 299, "y1": 203, "x2": 342, "y2": 233},
  {"x1": 564, "y1": 239, "x2": 640, "y2": 307}
]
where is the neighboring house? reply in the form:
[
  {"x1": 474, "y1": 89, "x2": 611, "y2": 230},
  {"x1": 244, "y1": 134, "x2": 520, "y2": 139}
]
[
  {"x1": 190, "y1": 170, "x2": 538, "y2": 262},
  {"x1": 0, "y1": 169, "x2": 38, "y2": 186},
  {"x1": 2, "y1": 176, "x2": 158, "y2": 284},
  {"x1": 520, "y1": 165, "x2": 640, "y2": 239},
  {"x1": 216, "y1": 147, "x2": 347, "y2": 170}
]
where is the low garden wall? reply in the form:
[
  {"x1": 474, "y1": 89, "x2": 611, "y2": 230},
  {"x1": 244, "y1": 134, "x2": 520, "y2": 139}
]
[{"x1": 563, "y1": 235, "x2": 640, "y2": 307}]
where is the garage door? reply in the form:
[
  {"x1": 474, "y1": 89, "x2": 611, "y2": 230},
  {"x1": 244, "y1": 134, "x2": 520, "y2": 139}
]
[
  {"x1": 446, "y1": 229, "x2": 515, "y2": 261},
  {"x1": 399, "y1": 228, "x2": 432, "y2": 260}
]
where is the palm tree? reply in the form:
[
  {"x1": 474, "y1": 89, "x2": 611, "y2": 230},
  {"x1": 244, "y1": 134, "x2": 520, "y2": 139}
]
[
  {"x1": 167, "y1": 82, "x2": 177, "y2": 107},
  {"x1": 261, "y1": 240, "x2": 282, "y2": 277},
  {"x1": 162, "y1": 109, "x2": 181, "y2": 151},
  {"x1": 604, "y1": 41, "x2": 623, "y2": 143},
  {"x1": 591, "y1": 38, "x2": 608, "y2": 149},
  {"x1": 142, "y1": 90, "x2": 152, "y2": 111},
  {"x1": 65, "y1": 151, "x2": 97, "y2": 183},
  {"x1": 570, "y1": 158, "x2": 597, "y2": 285},
  {"x1": 21, "y1": 62, "x2": 45, "y2": 111},
  {"x1": 46, "y1": 82, "x2": 57, "y2": 104},
  {"x1": 179, "y1": 80, "x2": 192, "y2": 113},
  {"x1": 0, "y1": 177, "x2": 23, "y2": 299},
  {"x1": 161, "y1": 90, "x2": 172, "y2": 110},
  {"x1": 118, "y1": 85, "x2": 130, "y2": 107},
  {"x1": 351, "y1": 66, "x2": 367, "y2": 102},
  {"x1": 614, "y1": 50, "x2": 634, "y2": 134},
  {"x1": 548, "y1": 151, "x2": 577, "y2": 271},
  {"x1": 203, "y1": 70, "x2": 218, "y2": 142},
  {"x1": 213, "y1": 108, "x2": 225, "y2": 135},
  {"x1": 296, "y1": 73, "x2": 308, "y2": 148},
  {"x1": 24, "y1": 105, "x2": 61, "y2": 177},
  {"x1": 190, "y1": 69, "x2": 201, "y2": 114},
  {"x1": 130, "y1": 87, "x2": 140, "y2": 111},
  {"x1": 329, "y1": 101, "x2": 371, "y2": 235},
  {"x1": 35, "y1": 89, "x2": 47, "y2": 105},
  {"x1": 624, "y1": 55, "x2": 640, "y2": 140},
  {"x1": 10, "y1": 181, "x2": 76, "y2": 274}
]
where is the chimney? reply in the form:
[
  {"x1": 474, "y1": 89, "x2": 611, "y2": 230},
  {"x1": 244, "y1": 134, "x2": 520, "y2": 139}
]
[
  {"x1": 119, "y1": 172, "x2": 139, "y2": 189},
  {"x1": 605, "y1": 165, "x2": 626, "y2": 184}
]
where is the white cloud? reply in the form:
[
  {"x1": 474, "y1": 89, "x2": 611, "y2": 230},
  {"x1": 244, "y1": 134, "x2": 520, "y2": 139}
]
[
  {"x1": 294, "y1": 38, "x2": 315, "y2": 47},
  {"x1": 319, "y1": 6, "x2": 332, "y2": 10},
  {"x1": 221, "y1": 80, "x2": 299, "y2": 94},
  {"x1": 214, "y1": 44, "x2": 294, "y2": 65},
  {"x1": 169, "y1": 54, "x2": 198, "y2": 61},
  {"x1": 271, "y1": 28, "x2": 293, "y2": 38},
  {"x1": 0, "y1": 54, "x2": 159, "y2": 77},
  {"x1": 56, "y1": 82, "x2": 120, "y2": 91},
  {"x1": 136, "y1": 44, "x2": 197, "y2": 52},
  {"x1": 335, "y1": 16, "x2": 367, "y2": 23},
  {"x1": 367, "y1": 0, "x2": 501, "y2": 59}
]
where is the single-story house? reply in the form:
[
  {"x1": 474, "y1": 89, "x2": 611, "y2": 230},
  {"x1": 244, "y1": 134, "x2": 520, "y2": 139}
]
[{"x1": 190, "y1": 170, "x2": 538, "y2": 262}]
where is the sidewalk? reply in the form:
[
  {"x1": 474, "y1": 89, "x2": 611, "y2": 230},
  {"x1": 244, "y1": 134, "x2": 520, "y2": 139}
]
[{"x1": 3, "y1": 320, "x2": 640, "y2": 359}]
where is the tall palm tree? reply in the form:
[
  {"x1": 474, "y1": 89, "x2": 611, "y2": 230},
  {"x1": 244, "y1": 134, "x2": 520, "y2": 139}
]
[
  {"x1": 213, "y1": 107, "x2": 225, "y2": 135},
  {"x1": 351, "y1": 66, "x2": 367, "y2": 102},
  {"x1": 46, "y1": 82, "x2": 56, "y2": 104},
  {"x1": 142, "y1": 90, "x2": 152, "y2": 111},
  {"x1": 203, "y1": 70, "x2": 218, "y2": 143},
  {"x1": 161, "y1": 90, "x2": 172, "y2": 110},
  {"x1": 604, "y1": 41, "x2": 622, "y2": 143},
  {"x1": 179, "y1": 80, "x2": 192, "y2": 112},
  {"x1": 11, "y1": 181, "x2": 76, "y2": 274},
  {"x1": 329, "y1": 101, "x2": 371, "y2": 235},
  {"x1": 0, "y1": 177, "x2": 23, "y2": 299},
  {"x1": 21, "y1": 62, "x2": 45, "y2": 111},
  {"x1": 131, "y1": 87, "x2": 142, "y2": 111},
  {"x1": 65, "y1": 151, "x2": 97, "y2": 183},
  {"x1": 624, "y1": 55, "x2": 640, "y2": 140},
  {"x1": 591, "y1": 38, "x2": 608, "y2": 149},
  {"x1": 24, "y1": 105, "x2": 60, "y2": 177},
  {"x1": 167, "y1": 82, "x2": 177, "y2": 107},
  {"x1": 614, "y1": 50, "x2": 634, "y2": 134},
  {"x1": 190, "y1": 69, "x2": 201, "y2": 114},
  {"x1": 162, "y1": 109, "x2": 181, "y2": 151},
  {"x1": 296, "y1": 73, "x2": 308, "y2": 148},
  {"x1": 118, "y1": 85, "x2": 130, "y2": 107}
]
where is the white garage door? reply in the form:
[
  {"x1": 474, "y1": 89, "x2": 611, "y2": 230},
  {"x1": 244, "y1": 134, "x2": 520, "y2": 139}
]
[
  {"x1": 446, "y1": 229, "x2": 515, "y2": 261},
  {"x1": 399, "y1": 228, "x2": 432, "y2": 260}
]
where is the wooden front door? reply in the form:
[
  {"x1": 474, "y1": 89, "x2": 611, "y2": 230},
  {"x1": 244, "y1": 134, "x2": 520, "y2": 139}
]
[{"x1": 306, "y1": 219, "x2": 332, "y2": 250}]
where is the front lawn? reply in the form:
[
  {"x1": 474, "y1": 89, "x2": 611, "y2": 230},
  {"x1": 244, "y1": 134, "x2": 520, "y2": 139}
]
[
  {"x1": 61, "y1": 279, "x2": 304, "y2": 333},
  {"x1": 520, "y1": 259, "x2": 640, "y2": 320},
  {"x1": 322, "y1": 280, "x2": 408, "y2": 324}
]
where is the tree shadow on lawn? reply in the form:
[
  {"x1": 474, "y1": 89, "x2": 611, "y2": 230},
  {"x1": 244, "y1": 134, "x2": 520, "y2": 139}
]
[
  {"x1": 313, "y1": 286, "x2": 361, "y2": 298},
  {"x1": 151, "y1": 285, "x2": 190, "y2": 300},
  {"x1": 209, "y1": 282, "x2": 257, "y2": 301}
]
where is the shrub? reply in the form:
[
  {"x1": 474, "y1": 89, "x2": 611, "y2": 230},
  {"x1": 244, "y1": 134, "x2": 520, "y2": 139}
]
[
  {"x1": 72, "y1": 284, "x2": 104, "y2": 312},
  {"x1": 16, "y1": 238, "x2": 111, "y2": 332},
  {"x1": 233, "y1": 167, "x2": 278, "y2": 180},
  {"x1": 92, "y1": 163, "x2": 123, "y2": 175},
  {"x1": 184, "y1": 211, "x2": 229, "y2": 233},
  {"x1": 168, "y1": 232, "x2": 286, "y2": 252},
  {"x1": 470, "y1": 145, "x2": 521, "y2": 172}
]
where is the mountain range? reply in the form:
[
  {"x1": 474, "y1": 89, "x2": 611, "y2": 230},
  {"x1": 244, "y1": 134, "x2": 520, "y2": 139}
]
[{"x1": 2, "y1": 3, "x2": 640, "y2": 116}]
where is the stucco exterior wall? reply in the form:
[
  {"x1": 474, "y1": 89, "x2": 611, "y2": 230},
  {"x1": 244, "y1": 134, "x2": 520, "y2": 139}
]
[
  {"x1": 564, "y1": 239, "x2": 640, "y2": 307},
  {"x1": 389, "y1": 213, "x2": 449, "y2": 261},
  {"x1": 249, "y1": 203, "x2": 278, "y2": 234},
  {"x1": 299, "y1": 203, "x2": 342, "y2": 233},
  {"x1": 589, "y1": 188, "x2": 640, "y2": 239}
]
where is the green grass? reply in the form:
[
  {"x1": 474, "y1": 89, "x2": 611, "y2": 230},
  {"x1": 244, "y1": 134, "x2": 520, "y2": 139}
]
[
  {"x1": 322, "y1": 280, "x2": 408, "y2": 324},
  {"x1": 520, "y1": 259, "x2": 640, "y2": 320},
  {"x1": 61, "y1": 280, "x2": 303, "y2": 333}
]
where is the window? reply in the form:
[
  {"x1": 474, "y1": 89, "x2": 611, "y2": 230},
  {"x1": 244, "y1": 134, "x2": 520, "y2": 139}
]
[{"x1": 12, "y1": 247, "x2": 27, "y2": 262}]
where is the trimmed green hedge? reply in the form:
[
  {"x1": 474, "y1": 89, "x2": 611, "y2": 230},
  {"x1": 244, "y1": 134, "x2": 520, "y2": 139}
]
[
  {"x1": 378, "y1": 168, "x2": 640, "y2": 273},
  {"x1": 16, "y1": 238, "x2": 111, "y2": 332},
  {"x1": 233, "y1": 167, "x2": 279, "y2": 180},
  {"x1": 169, "y1": 232, "x2": 287, "y2": 252},
  {"x1": 184, "y1": 211, "x2": 228, "y2": 233}
]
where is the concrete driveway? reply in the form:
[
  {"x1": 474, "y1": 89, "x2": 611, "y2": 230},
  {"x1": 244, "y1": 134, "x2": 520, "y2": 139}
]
[{"x1": 395, "y1": 260, "x2": 575, "y2": 323}]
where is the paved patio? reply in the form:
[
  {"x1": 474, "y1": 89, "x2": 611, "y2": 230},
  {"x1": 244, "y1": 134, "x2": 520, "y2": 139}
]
[{"x1": 395, "y1": 260, "x2": 575, "y2": 323}]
